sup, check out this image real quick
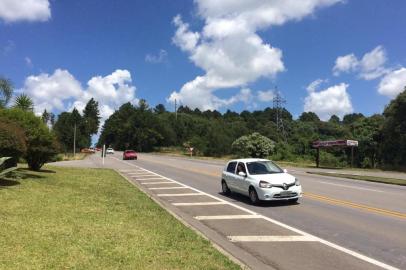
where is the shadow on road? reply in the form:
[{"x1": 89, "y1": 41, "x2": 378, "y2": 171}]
[{"x1": 218, "y1": 192, "x2": 300, "y2": 207}]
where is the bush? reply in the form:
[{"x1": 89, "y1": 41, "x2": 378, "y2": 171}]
[
  {"x1": 0, "y1": 119, "x2": 27, "y2": 165},
  {"x1": 0, "y1": 109, "x2": 59, "y2": 170},
  {"x1": 232, "y1": 132, "x2": 275, "y2": 158}
]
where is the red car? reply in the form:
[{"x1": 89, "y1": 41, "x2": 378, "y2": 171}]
[{"x1": 123, "y1": 150, "x2": 137, "y2": 160}]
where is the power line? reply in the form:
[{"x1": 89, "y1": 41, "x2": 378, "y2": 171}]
[{"x1": 272, "y1": 87, "x2": 288, "y2": 142}]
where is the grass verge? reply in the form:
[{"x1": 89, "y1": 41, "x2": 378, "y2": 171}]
[
  {"x1": 0, "y1": 166, "x2": 240, "y2": 270},
  {"x1": 307, "y1": 171, "x2": 406, "y2": 186}
]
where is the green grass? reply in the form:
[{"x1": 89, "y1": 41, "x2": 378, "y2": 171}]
[
  {"x1": 0, "y1": 166, "x2": 240, "y2": 270},
  {"x1": 307, "y1": 171, "x2": 406, "y2": 186}
]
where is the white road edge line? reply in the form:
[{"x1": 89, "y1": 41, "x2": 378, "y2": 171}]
[
  {"x1": 228, "y1": 235, "x2": 317, "y2": 242},
  {"x1": 149, "y1": 187, "x2": 190, "y2": 190},
  {"x1": 173, "y1": 202, "x2": 228, "y2": 206},
  {"x1": 157, "y1": 193, "x2": 205, "y2": 197},
  {"x1": 195, "y1": 215, "x2": 262, "y2": 220},
  {"x1": 112, "y1": 157, "x2": 399, "y2": 270}
]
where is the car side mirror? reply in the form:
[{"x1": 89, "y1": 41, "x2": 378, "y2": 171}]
[
  {"x1": 283, "y1": 169, "x2": 288, "y2": 173},
  {"x1": 238, "y1": 171, "x2": 247, "y2": 177}
]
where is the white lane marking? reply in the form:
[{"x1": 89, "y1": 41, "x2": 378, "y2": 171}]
[
  {"x1": 195, "y1": 215, "x2": 262, "y2": 220},
  {"x1": 135, "y1": 177, "x2": 165, "y2": 181},
  {"x1": 112, "y1": 157, "x2": 399, "y2": 270},
  {"x1": 141, "y1": 181, "x2": 175, "y2": 185},
  {"x1": 228, "y1": 235, "x2": 317, "y2": 242},
  {"x1": 149, "y1": 187, "x2": 190, "y2": 190},
  {"x1": 120, "y1": 169, "x2": 144, "y2": 172},
  {"x1": 157, "y1": 193, "x2": 205, "y2": 197},
  {"x1": 128, "y1": 173, "x2": 154, "y2": 176},
  {"x1": 318, "y1": 181, "x2": 384, "y2": 193},
  {"x1": 173, "y1": 202, "x2": 228, "y2": 206}
]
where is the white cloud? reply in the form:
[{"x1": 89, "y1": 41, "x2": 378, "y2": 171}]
[
  {"x1": 333, "y1": 46, "x2": 389, "y2": 80},
  {"x1": 378, "y1": 67, "x2": 406, "y2": 98},
  {"x1": 306, "y1": 78, "x2": 328, "y2": 92},
  {"x1": 25, "y1": 57, "x2": 33, "y2": 68},
  {"x1": 304, "y1": 82, "x2": 353, "y2": 120},
  {"x1": 333, "y1": 54, "x2": 358, "y2": 76},
  {"x1": 145, "y1": 49, "x2": 168, "y2": 64},
  {"x1": 169, "y1": 0, "x2": 342, "y2": 110},
  {"x1": 0, "y1": 0, "x2": 51, "y2": 23},
  {"x1": 21, "y1": 69, "x2": 138, "y2": 122},
  {"x1": 257, "y1": 90, "x2": 274, "y2": 102}
]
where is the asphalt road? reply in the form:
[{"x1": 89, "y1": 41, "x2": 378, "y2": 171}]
[{"x1": 54, "y1": 153, "x2": 406, "y2": 270}]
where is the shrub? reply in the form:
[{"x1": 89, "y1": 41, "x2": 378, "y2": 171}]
[
  {"x1": 0, "y1": 119, "x2": 27, "y2": 165},
  {"x1": 0, "y1": 109, "x2": 59, "y2": 170},
  {"x1": 232, "y1": 132, "x2": 275, "y2": 158}
]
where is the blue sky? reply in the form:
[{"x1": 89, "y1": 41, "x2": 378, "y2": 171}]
[{"x1": 1, "y1": 0, "x2": 406, "y2": 121}]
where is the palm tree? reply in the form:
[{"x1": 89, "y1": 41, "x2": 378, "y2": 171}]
[
  {"x1": 14, "y1": 94, "x2": 34, "y2": 112},
  {"x1": 0, "y1": 77, "x2": 13, "y2": 108}
]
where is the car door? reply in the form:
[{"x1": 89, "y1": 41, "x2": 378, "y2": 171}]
[
  {"x1": 234, "y1": 162, "x2": 248, "y2": 194},
  {"x1": 224, "y1": 161, "x2": 237, "y2": 190}
]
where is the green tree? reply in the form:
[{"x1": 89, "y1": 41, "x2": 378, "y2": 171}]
[
  {"x1": 0, "y1": 77, "x2": 13, "y2": 108},
  {"x1": 343, "y1": 113, "x2": 364, "y2": 125},
  {"x1": 0, "y1": 119, "x2": 27, "y2": 165},
  {"x1": 299, "y1": 112, "x2": 320, "y2": 122},
  {"x1": 13, "y1": 94, "x2": 34, "y2": 112},
  {"x1": 82, "y1": 98, "x2": 101, "y2": 144},
  {"x1": 379, "y1": 88, "x2": 406, "y2": 168},
  {"x1": 0, "y1": 109, "x2": 58, "y2": 170},
  {"x1": 232, "y1": 133, "x2": 275, "y2": 158},
  {"x1": 329, "y1": 115, "x2": 340, "y2": 124}
]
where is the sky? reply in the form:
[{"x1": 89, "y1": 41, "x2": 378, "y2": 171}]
[{"x1": 1, "y1": 0, "x2": 406, "y2": 123}]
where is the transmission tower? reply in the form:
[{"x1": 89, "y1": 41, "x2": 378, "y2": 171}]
[{"x1": 272, "y1": 87, "x2": 288, "y2": 142}]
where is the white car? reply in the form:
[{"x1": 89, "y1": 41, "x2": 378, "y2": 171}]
[
  {"x1": 221, "y1": 158, "x2": 302, "y2": 204},
  {"x1": 106, "y1": 148, "x2": 115, "y2": 154}
]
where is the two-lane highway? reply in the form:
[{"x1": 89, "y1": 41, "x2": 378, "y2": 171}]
[{"x1": 67, "y1": 153, "x2": 406, "y2": 269}]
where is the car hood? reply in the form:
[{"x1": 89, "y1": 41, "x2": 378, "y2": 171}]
[{"x1": 249, "y1": 173, "x2": 295, "y2": 185}]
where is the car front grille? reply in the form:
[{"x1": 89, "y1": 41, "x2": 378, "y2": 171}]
[{"x1": 273, "y1": 192, "x2": 298, "y2": 198}]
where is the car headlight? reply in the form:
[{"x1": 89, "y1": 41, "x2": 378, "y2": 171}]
[
  {"x1": 295, "y1": 178, "x2": 301, "y2": 186},
  {"x1": 259, "y1": 180, "x2": 272, "y2": 188}
]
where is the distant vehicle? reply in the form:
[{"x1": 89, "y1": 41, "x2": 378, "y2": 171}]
[
  {"x1": 221, "y1": 158, "x2": 302, "y2": 204},
  {"x1": 106, "y1": 148, "x2": 115, "y2": 154},
  {"x1": 81, "y1": 148, "x2": 95, "y2": 153},
  {"x1": 123, "y1": 150, "x2": 137, "y2": 160}
]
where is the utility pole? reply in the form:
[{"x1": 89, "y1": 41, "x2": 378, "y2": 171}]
[
  {"x1": 175, "y1": 98, "x2": 178, "y2": 120},
  {"x1": 73, "y1": 123, "x2": 77, "y2": 157},
  {"x1": 272, "y1": 87, "x2": 288, "y2": 142}
]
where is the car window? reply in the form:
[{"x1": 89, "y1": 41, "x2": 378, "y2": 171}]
[
  {"x1": 246, "y1": 161, "x2": 283, "y2": 175},
  {"x1": 236, "y1": 162, "x2": 247, "y2": 174},
  {"x1": 226, "y1": 162, "x2": 237, "y2": 173}
]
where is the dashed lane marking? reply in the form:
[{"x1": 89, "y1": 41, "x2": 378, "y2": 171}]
[
  {"x1": 157, "y1": 193, "x2": 205, "y2": 197},
  {"x1": 135, "y1": 177, "x2": 165, "y2": 181},
  {"x1": 173, "y1": 202, "x2": 228, "y2": 206},
  {"x1": 112, "y1": 157, "x2": 399, "y2": 270},
  {"x1": 141, "y1": 181, "x2": 175, "y2": 185},
  {"x1": 228, "y1": 235, "x2": 317, "y2": 242},
  {"x1": 149, "y1": 187, "x2": 190, "y2": 190},
  {"x1": 195, "y1": 215, "x2": 262, "y2": 220}
]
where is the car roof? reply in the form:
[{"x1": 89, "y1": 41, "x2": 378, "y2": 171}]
[{"x1": 227, "y1": 158, "x2": 270, "y2": 163}]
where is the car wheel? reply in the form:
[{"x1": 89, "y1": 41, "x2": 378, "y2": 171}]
[
  {"x1": 249, "y1": 187, "x2": 260, "y2": 205},
  {"x1": 221, "y1": 180, "x2": 231, "y2": 195}
]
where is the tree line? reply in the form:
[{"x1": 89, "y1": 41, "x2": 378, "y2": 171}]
[
  {"x1": 1, "y1": 74, "x2": 405, "y2": 171},
  {"x1": 98, "y1": 88, "x2": 406, "y2": 170}
]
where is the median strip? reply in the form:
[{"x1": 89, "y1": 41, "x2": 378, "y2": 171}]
[
  {"x1": 141, "y1": 181, "x2": 175, "y2": 185},
  {"x1": 149, "y1": 187, "x2": 189, "y2": 190}
]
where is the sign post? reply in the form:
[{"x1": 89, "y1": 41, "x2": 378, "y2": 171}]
[
  {"x1": 102, "y1": 144, "x2": 105, "y2": 166},
  {"x1": 312, "y1": 140, "x2": 358, "y2": 168}
]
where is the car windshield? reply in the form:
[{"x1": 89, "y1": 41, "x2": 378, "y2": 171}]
[
  {"x1": 246, "y1": 161, "x2": 283, "y2": 175},
  {"x1": 126, "y1": 150, "x2": 135, "y2": 153}
]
